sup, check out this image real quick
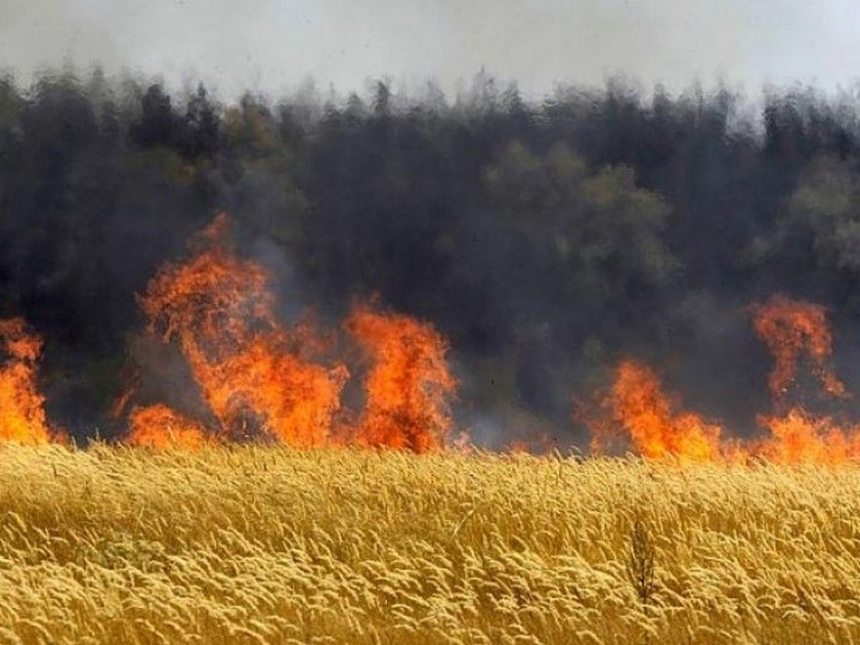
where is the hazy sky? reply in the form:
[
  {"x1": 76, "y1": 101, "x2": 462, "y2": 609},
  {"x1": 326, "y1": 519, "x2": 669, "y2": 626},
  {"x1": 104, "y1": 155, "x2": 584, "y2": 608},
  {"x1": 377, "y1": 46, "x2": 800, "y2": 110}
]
[{"x1": 2, "y1": 0, "x2": 860, "y2": 101}]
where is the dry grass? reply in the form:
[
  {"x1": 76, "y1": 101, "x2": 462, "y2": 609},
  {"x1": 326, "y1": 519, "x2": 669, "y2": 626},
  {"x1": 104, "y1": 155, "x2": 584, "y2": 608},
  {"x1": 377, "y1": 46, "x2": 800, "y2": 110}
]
[{"x1": 1, "y1": 444, "x2": 860, "y2": 644}]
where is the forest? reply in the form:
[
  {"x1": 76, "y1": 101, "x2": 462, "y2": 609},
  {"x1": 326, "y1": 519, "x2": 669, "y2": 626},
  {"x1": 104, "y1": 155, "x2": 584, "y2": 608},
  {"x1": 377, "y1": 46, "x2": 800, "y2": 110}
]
[{"x1": 2, "y1": 68, "x2": 860, "y2": 446}]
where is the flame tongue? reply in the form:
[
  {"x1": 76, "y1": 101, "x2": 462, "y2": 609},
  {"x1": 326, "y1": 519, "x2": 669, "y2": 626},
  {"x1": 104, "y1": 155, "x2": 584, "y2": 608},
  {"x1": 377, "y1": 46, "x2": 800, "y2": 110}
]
[
  {"x1": 133, "y1": 214, "x2": 348, "y2": 447},
  {"x1": 124, "y1": 214, "x2": 458, "y2": 452},
  {"x1": 748, "y1": 295, "x2": 857, "y2": 463},
  {"x1": 751, "y1": 294, "x2": 846, "y2": 400},
  {"x1": 210, "y1": 331, "x2": 348, "y2": 446},
  {"x1": 0, "y1": 317, "x2": 51, "y2": 444},
  {"x1": 754, "y1": 408, "x2": 860, "y2": 465},
  {"x1": 345, "y1": 304, "x2": 457, "y2": 453},
  {"x1": 590, "y1": 359, "x2": 722, "y2": 462},
  {"x1": 587, "y1": 295, "x2": 860, "y2": 464},
  {"x1": 17, "y1": 213, "x2": 858, "y2": 463},
  {"x1": 126, "y1": 404, "x2": 210, "y2": 450}
]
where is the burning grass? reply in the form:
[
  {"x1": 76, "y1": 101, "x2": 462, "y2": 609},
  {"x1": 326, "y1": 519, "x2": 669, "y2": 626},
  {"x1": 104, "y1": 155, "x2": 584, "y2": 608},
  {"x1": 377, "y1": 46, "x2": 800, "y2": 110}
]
[
  {"x1": 583, "y1": 294, "x2": 860, "y2": 464},
  {"x1": 11, "y1": 214, "x2": 860, "y2": 467},
  {"x1": 2, "y1": 445, "x2": 860, "y2": 643},
  {"x1": 4, "y1": 211, "x2": 860, "y2": 642},
  {"x1": 0, "y1": 318, "x2": 53, "y2": 445},
  {"x1": 113, "y1": 214, "x2": 455, "y2": 452}
]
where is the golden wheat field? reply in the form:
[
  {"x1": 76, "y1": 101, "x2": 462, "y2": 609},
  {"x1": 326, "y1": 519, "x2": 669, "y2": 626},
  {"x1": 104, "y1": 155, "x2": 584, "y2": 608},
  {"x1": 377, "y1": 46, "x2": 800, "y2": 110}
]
[{"x1": 1, "y1": 444, "x2": 860, "y2": 645}]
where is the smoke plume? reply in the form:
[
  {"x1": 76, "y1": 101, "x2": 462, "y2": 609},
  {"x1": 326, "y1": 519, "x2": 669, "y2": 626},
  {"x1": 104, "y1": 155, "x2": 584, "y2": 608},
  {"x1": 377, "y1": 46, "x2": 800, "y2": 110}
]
[{"x1": 5, "y1": 69, "x2": 860, "y2": 450}]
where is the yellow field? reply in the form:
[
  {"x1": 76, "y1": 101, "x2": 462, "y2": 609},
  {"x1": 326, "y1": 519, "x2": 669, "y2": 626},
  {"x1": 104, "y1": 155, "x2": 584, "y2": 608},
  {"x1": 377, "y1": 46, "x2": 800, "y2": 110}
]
[{"x1": 1, "y1": 445, "x2": 859, "y2": 644}]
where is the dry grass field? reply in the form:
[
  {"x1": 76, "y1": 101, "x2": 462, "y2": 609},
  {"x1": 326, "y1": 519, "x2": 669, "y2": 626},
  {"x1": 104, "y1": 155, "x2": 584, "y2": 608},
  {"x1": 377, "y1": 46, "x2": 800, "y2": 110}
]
[{"x1": 1, "y1": 444, "x2": 860, "y2": 644}]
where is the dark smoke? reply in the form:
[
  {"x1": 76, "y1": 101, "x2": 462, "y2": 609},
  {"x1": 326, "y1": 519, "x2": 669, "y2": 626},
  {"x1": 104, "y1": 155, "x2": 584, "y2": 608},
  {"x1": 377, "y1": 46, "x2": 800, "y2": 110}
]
[{"x1": 3, "y1": 68, "x2": 860, "y2": 446}]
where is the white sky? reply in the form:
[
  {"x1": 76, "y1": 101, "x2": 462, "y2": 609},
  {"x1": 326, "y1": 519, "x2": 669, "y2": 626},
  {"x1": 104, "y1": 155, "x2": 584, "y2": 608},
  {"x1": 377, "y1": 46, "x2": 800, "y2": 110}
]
[{"x1": 2, "y1": 0, "x2": 860, "y2": 102}]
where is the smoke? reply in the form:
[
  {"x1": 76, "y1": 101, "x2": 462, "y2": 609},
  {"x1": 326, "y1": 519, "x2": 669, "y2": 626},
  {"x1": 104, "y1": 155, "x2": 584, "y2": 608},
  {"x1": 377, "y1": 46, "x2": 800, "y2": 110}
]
[
  {"x1": 5, "y1": 0, "x2": 858, "y2": 100},
  {"x1": 6, "y1": 68, "x2": 860, "y2": 447}
]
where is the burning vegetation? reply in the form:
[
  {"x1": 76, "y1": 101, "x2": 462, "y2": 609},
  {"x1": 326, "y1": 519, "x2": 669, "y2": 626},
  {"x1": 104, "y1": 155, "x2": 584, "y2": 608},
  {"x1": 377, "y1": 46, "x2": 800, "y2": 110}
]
[
  {"x1": 750, "y1": 295, "x2": 846, "y2": 401},
  {"x1": 11, "y1": 73, "x2": 860, "y2": 462},
  {"x1": 130, "y1": 214, "x2": 349, "y2": 447},
  {"x1": 106, "y1": 214, "x2": 454, "y2": 452},
  {"x1": 345, "y1": 303, "x2": 457, "y2": 452},
  {"x1": 11, "y1": 68, "x2": 860, "y2": 645},
  {"x1": 7, "y1": 214, "x2": 860, "y2": 463},
  {"x1": 585, "y1": 294, "x2": 860, "y2": 464},
  {"x1": 586, "y1": 359, "x2": 722, "y2": 462},
  {"x1": 0, "y1": 318, "x2": 52, "y2": 445},
  {"x1": 126, "y1": 404, "x2": 210, "y2": 450}
]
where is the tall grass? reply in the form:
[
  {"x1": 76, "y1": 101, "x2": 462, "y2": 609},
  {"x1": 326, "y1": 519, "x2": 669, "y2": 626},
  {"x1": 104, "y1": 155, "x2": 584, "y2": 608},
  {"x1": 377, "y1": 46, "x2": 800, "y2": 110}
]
[{"x1": 1, "y1": 444, "x2": 859, "y2": 644}]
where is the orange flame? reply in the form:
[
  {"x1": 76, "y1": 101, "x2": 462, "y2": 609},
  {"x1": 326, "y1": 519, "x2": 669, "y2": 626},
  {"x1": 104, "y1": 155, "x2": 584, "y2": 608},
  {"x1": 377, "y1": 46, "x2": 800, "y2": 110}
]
[
  {"x1": 585, "y1": 359, "x2": 860, "y2": 465},
  {"x1": 505, "y1": 433, "x2": 556, "y2": 455},
  {"x1": 345, "y1": 303, "x2": 457, "y2": 453},
  {"x1": 585, "y1": 294, "x2": 860, "y2": 464},
  {"x1": 0, "y1": 318, "x2": 52, "y2": 444},
  {"x1": 587, "y1": 359, "x2": 722, "y2": 461},
  {"x1": 750, "y1": 294, "x2": 846, "y2": 399},
  {"x1": 752, "y1": 408, "x2": 860, "y2": 465},
  {"x1": 128, "y1": 214, "x2": 347, "y2": 447},
  {"x1": 745, "y1": 295, "x2": 860, "y2": 463},
  {"x1": 126, "y1": 404, "x2": 211, "y2": 450}
]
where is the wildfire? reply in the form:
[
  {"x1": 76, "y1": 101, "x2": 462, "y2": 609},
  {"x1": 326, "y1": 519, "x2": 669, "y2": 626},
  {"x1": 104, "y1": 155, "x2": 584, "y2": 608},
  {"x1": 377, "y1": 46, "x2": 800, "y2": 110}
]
[
  {"x1": 345, "y1": 304, "x2": 457, "y2": 453},
  {"x1": 8, "y1": 209, "x2": 860, "y2": 465},
  {"x1": 753, "y1": 408, "x2": 860, "y2": 465},
  {"x1": 750, "y1": 294, "x2": 846, "y2": 400},
  {"x1": 587, "y1": 359, "x2": 722, "y2": 462},
  {"x1": 129, "y1": 213, "x2": 348, "y2": 448},
  {"x1": 126, "y1": 404, "x2": 211, "y2": 450},
  {"x1": 0, "y1": 318, "x2": 52, "y2": 444},
  {"x1": 120, "y1": 214, "x2": 456, "y2": 453},
  {"x1": 585, "y1": 295, "x2": 860, "y2": 464}
]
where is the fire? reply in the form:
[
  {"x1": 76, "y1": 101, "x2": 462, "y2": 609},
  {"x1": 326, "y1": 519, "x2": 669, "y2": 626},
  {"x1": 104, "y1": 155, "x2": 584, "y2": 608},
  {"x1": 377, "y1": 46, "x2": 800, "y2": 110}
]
[
  {"x1": 129, "y1": 214, "x2": 348, "y2": 447},
  {"x1": 588, "y1": 359, "x2": 723, "y2": 461},
  {"x1": 584, "y1": 359, "x2": 860, "y2": 465},
  {"x1": 506, "y1": 433, "x2": 556, "y2": 455},
  {"x1": 749, "y1": 295, "x2": 858, "y2": 463},
  {"x1": 207, "y1": 330, "x2": 349, "y2": 446},
  {"x1": 126, "y1": 404, "x2": 210, "y2": 450},
  {"x1": 345, "y1": 303, "x2": 457, "y2": 453},
  {"x1": 586, "y1": 295, "x2": 860, "y2": 464},
  {"x1": 750, "y1": 294, "x2": 846, "y2": 399},
  {"x1": 122, "y1": 215, "x2": 458, "y2": 453},
  {"x1": 0, "y1": 318, "x2": 51, "y2": 444},
  {"x1": 112, "y1": 214, "x2": 860, "y2": 463},
  {"x1": 753, "y1": 408, "x2": 860, "y2": 465}
]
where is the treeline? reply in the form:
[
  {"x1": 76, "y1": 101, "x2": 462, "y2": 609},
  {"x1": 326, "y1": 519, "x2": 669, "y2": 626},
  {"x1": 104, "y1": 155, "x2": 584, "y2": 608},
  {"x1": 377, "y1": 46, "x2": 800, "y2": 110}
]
[{"x1": 2, "y1": 69, "x2": 860, "y2": 443}]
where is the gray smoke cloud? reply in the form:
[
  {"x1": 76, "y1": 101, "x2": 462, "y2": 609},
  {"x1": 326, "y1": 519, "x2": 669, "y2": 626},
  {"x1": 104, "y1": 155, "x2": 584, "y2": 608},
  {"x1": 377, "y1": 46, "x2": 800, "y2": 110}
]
[{"x1": 3, "y1": 0, "x2": 859, "y2": 100}]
